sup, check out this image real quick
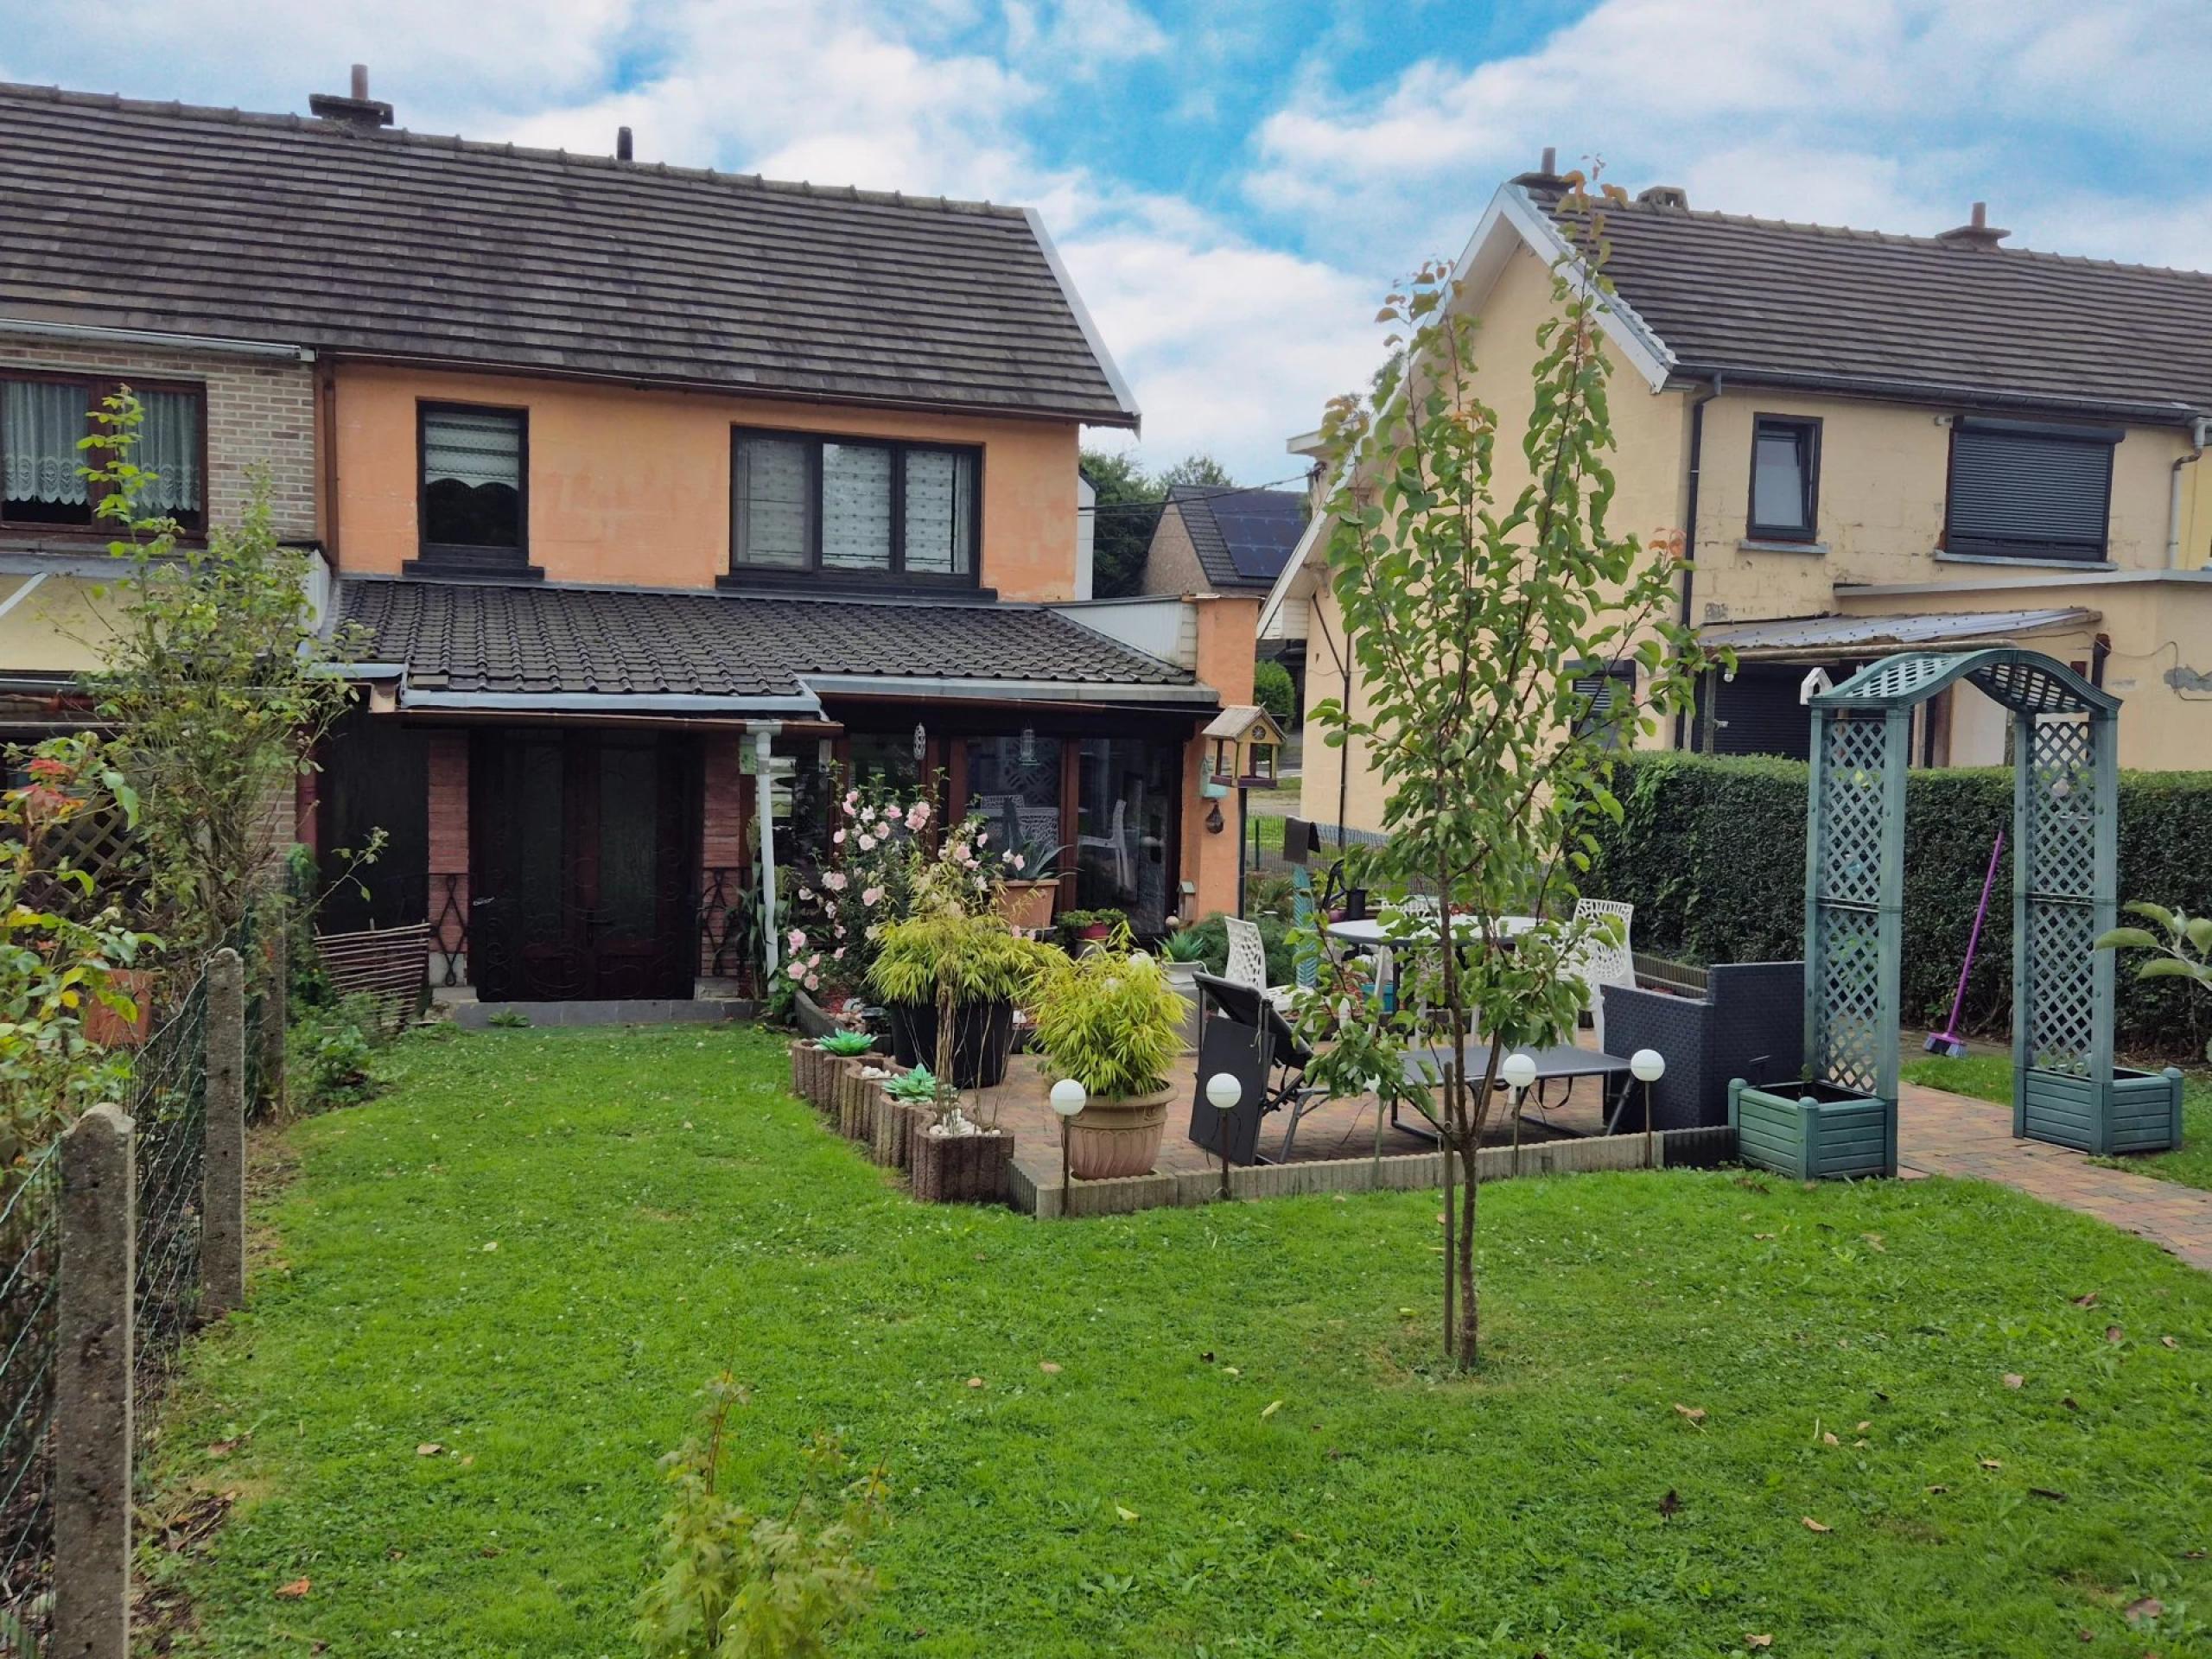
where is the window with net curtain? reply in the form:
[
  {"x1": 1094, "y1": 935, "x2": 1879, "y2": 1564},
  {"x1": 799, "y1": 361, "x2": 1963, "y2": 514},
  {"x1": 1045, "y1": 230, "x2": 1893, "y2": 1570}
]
[
  {"x1": 3, "y1": 377, "x2": 204, "y2": 531},
  {"x1": 732, "y1": 429, "x2": 976, "y2": 580},
  {"x1": 421, "y1": 405, "x2": 524, "y2": 554}
]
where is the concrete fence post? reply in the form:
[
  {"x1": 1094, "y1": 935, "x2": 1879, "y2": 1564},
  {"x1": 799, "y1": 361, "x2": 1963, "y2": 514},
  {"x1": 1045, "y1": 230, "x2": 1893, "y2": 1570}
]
[
  {"x1": 55, "y1": 1103, "x2": 134, "y2": 1659},
  {"x1": 203, "y1": 947, "x2": 247, "y2": 1319},
  {"x1": 260, "y1": 902, "x2": 288, "y2": 1119}
]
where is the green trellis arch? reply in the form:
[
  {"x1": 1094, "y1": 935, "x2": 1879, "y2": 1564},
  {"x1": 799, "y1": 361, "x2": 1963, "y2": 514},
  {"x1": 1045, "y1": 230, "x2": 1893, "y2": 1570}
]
[{"x1": 1799, "y1": 647, "x2": 2171, "y2": 1163}]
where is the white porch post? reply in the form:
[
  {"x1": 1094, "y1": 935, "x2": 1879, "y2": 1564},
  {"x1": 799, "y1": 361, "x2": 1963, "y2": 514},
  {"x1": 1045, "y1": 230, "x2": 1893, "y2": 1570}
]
[{"x1": 753, "y1": 723, "x2": 781, "y2": 981}]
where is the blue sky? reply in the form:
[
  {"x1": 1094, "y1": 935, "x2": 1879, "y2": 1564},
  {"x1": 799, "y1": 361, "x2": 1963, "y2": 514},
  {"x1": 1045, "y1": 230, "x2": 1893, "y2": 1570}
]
[{"x1": 5, "y1": 0, "x2": 2207, "y2": 480}]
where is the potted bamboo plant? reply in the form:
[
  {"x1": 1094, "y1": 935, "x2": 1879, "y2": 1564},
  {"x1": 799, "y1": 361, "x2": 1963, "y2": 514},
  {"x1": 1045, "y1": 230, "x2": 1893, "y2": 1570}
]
[
  {"x1": 1031, "y1": 940, "x2": 1186, "y2": 1179},
  {"x1": 868, "y1": 912, "x2": 1052, "y2": 1089}
]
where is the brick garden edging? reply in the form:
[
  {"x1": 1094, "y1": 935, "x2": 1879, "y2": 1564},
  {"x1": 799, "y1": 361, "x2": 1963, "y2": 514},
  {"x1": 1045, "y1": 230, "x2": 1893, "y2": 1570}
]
[{"x1": 791, "y1": 1040, "x2": 1015, "y2": 1204}]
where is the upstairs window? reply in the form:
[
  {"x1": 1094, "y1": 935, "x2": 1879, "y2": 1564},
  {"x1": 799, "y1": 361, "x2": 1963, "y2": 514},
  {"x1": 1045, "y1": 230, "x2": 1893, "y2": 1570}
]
[
  {"x1": 420, "y1": 404, "x2": 527, "y2": 565},
  {"x1": 1748, "y1": 415, "x2": 1820, "y2": 543},
  {"x1": 1570, "y1": 664, "x2": 1637, "y2": 751},
  {"x1": 2, "y1": 374, "x2": 204, "y2": 533},
  {"x1": 731, "y1": 428, "x2": 978, "y2": 585},
  {"x1": 1946, "y1": 418, "x2": 2117, "y2": 563}
]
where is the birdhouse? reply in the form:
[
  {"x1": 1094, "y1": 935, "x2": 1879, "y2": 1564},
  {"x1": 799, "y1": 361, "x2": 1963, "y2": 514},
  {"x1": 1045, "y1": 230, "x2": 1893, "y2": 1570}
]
[{"x1": 1201, "y1": 705, "x2": 1286, "y2": 791}]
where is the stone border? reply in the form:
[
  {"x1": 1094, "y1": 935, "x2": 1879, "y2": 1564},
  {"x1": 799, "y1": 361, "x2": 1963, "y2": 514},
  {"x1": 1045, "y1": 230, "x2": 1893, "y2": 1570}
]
[{"x1": 1014, "y1": 1126, "x2": 1741, "y2": 1219}]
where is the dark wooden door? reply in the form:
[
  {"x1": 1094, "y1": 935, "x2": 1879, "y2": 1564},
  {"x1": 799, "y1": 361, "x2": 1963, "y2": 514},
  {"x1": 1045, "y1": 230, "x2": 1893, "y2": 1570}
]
[{"x1": 472, "y1": 731, "x2": 697, "y2": 1001}]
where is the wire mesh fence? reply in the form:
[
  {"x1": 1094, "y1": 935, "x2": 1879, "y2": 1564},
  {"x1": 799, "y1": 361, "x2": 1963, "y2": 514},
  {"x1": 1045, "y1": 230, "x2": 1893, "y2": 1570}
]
[
  {"x1": 0, "y1": 1143, "x2": 60, "y2": 1656},
  {"x1": 130, "y1": 965, "x2": 210, "y2": 1452}
]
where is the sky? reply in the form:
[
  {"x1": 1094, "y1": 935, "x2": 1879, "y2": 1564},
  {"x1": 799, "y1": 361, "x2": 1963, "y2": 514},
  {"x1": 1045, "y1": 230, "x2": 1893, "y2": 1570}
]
[{"x1": 4, "y1": 0, "x2": 2209, "y2": 483}]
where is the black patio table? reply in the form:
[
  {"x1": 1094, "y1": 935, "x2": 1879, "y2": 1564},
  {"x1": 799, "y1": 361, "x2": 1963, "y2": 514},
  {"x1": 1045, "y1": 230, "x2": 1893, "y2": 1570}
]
[{"x1": 1393, "y1": 1039, "x2": 1637, "y2": 1141}]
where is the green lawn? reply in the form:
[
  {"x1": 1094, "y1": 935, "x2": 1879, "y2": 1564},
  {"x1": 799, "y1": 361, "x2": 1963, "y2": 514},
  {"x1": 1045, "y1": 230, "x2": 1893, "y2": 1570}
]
[
  {"x1": 154, "y1": 1025, "x2": 2212, "y2": 1657},
  {"x1": 1903, "y1": 1052, "x2": 2212, "y2": 1192}
]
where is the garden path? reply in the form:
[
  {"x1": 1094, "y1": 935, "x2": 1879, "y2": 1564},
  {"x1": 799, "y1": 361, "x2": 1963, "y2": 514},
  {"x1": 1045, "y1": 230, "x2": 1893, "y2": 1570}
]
[{"x1": 1900, "y1": 1083, "x2": 2212, "y2": 1270}]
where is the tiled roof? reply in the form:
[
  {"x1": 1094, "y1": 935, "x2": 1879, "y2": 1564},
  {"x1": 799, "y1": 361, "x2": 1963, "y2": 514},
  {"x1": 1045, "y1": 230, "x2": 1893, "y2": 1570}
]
[
  {"x1": 1163, "y1": 485, "x2": 1307, "y2": 591},
  {"x1": 1553, "y1": 189, "x2": 2212, "y2": 419},
  {"x1": 337, "y1": 577, "x2": 1196, "y2": 703},
  {"x1": 0, "y1": 82, "x2": 1136, "y2": 426}
]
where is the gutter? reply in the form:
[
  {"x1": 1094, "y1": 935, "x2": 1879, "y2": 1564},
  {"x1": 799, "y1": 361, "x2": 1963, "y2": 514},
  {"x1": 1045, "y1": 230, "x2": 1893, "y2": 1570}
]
[
  {"x1": 1673, "y1": 375, "x2": 1723, "y2": 749},
  {"x1": 1670, "y1": 362, "x2": 2199, "y2": 429},
  {"x1": 799, "y1": 673, "x2": 1214, "y2": 707},
  {"x1": 0, "y1": 315, "x2": 313, "y2": 362},
  {"x1": 2168, "y1": 417, "x2": 2210, "y2": 569},
  {"x1": 398, "y1": 689, "x2": 824, "y2": 716}
]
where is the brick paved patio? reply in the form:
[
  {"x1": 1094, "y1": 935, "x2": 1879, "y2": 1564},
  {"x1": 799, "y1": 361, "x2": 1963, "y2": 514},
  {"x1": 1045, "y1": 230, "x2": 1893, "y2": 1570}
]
[{"x1": 1898, "y1": 1081, "x2": 2212, "y2": 1271}]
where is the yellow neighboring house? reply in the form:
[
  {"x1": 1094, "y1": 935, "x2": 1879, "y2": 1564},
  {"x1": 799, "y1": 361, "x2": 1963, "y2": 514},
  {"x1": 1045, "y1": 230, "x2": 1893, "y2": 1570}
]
[{"x1": 1262, "y1": 157, "x2": 2212, "y2": 837}]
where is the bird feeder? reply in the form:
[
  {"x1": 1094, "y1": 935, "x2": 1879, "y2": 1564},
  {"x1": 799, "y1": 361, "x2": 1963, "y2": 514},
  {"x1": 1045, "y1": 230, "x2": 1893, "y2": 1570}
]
[{"x1": 1201, "y1": 704, "x2": 1286, "y2": 791}]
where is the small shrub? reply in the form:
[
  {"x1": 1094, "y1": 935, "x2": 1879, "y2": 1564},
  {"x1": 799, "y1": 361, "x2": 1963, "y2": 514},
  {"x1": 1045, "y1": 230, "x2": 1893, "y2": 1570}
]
[
  {"x1": 487, "y1": 1008, "x2": 532, "y2": 1029},
  {"x1": 1252, "y1": 656, "x2": 1296, "y2": 723},
  {"x1": 285, "y1": 992, "x2": 387, "y2": 1114},
  {"x1": 634, "y1": 1373, "x2": 886, "y2": 1659}
]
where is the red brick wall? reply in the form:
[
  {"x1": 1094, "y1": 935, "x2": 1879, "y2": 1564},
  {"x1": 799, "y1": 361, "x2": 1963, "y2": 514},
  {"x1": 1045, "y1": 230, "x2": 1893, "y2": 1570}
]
[
  {"x1": 428, "y1": 731, "x2": 468, "y2": 961},
  {"x1": 700, "y1": 734, "x2": 750, "y2": 977}
]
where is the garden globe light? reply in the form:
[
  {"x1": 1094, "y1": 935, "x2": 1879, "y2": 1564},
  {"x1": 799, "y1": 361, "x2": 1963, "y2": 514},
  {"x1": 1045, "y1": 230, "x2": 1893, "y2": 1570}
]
[
  {"x1": 1205, "y1": 1072, "x2": 1242, "y2": 1112},
  {"x1": 1500, "y1": 1052, "x2": 1538, "y2": 1093},
  {"x1": 1630, "y1": 1049, "x2": 1665, "y2": 1083},
  {"x1": 1049, "y1": 1078, "x2": 1088, "y2": 1118}
]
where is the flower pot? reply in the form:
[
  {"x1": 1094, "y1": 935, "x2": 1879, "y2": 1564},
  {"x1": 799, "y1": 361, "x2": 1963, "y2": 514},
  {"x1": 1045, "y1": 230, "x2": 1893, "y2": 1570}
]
[
  {"x1": 1066, "y1": 1082, "x2": 1174, "y2": 1179},
  {"x1": 1162, "y1": 961, "x2": 1204, "y2": 1052},
  {"x1": 1077, "y1": 923, "x2": 1112, "y2": 943},
  {"x1": 998, "y1": 879, "x2": 1059, "y2": 932},
  {"x1": 911, "y1": 1125, "x2": 1015, "y2": 1203},
  {"x1": 889, "y1": 999, "x2": 1015, "y2": 1089},
  {"x1": 1729, "y1": 1077, "x2": 1894, "y2": 1180}
]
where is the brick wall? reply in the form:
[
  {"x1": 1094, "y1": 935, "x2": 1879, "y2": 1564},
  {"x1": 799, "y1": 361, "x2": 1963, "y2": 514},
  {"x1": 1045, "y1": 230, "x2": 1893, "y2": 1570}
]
[
  {"x1": 0, "y1": 339, "x2": 316, "y2": 540},
  {"x1": 427, "y1": 732, "x2": 468, "y2": 974},
  {"x1": 700, "y1": 734, "x2": 750, "y2": 979}
]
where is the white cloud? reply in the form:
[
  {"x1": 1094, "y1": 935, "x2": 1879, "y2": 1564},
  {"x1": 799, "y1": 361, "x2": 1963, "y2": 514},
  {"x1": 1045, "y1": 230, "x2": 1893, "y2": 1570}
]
[{"x1": 1249, "y1": 0, "x2": 2212, "y2": 270}]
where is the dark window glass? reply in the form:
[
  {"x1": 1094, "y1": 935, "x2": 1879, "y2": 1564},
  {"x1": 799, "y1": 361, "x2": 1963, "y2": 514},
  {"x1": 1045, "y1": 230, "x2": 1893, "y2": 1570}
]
[
  {"x1": 848, "y1": 731, "x2": 923, "y2": 795},
  {"x1": 1749, "y1": 416, "x2": 1818, "y2": 541},
  {"x1": 731, "y1": 429, "x2": 979, "y2": 583},
  {"x1": 3, "y1": 376, "x2": 204, "y2": 531},
  {"x1": 423, "y1": 406, "x2": 524, "y2": 551},
  {"x1": 1076, "y1": 737, "x2": 1177, "y2": 931},
  {"x1": 965, "y1": 734, "x2": 1062, "y2": 863},
  {"x1": 1947, "y1": 423, "x2": 2115, "y2": 562},
  {"x1": 1571, "y1": 665, "x2": 1636, "y2": 752}
]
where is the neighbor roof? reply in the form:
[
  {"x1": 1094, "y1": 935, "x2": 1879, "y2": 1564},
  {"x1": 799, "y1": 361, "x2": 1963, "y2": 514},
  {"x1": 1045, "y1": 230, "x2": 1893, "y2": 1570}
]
[
  {"x1": 1162, "y1": 485, "x2": 1307, "y2": 591},
  {"x1": 1541, "y1": 187, "x2": 2212, "y2": 422},
  {"x1": 338, "y1": 577, "x2": 1198, "y2": 709},
  {"x1": 0, "y1": 82, "x2": 1137, "y2": 426}
]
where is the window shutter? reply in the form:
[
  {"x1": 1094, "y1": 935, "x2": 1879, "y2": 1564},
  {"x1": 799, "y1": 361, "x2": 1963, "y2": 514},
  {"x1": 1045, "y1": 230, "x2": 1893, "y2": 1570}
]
[
  {"x1": 1948, "y1": 426, "x2": 2113, "y2": 558},
  {"x1": 734, "y1": 436, "x2": 810, "y2": 568},
  {"x1": 820, "y1": 443, "x2": 892, "y2": 569}
]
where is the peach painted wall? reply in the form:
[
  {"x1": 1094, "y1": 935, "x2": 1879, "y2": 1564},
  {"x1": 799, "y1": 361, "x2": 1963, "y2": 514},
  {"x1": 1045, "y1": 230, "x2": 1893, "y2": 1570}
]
[
  {"x1": 331, "y1": 365, "x2": 1083, "y2": 600},
  {"x1": 1181, "y1": 594, "x2": 1262, "y2": 922}
]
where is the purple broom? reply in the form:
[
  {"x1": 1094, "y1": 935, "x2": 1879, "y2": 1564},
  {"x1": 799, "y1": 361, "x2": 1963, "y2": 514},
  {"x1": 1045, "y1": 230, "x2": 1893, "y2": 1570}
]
[{"x1": 1925, "y1": 830, "x2": 2004, "y2": 1058}]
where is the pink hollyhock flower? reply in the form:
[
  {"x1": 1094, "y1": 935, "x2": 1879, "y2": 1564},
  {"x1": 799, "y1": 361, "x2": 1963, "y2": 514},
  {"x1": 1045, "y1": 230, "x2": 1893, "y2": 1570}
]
[
  {"x1": 1011, "y1": 853, "x2": 1026, "y2": 872},
  {"x1": 882, "y1": 803, "x2": 903, "y2": 823},
  {"x1": 786, "y1": 928, "x2": 806, "y2": 951},
  {"x1": 798, "y1": 887, "x2": 815, "y2": 903},
  {"x1": 833, "y1": 828, "x2": 847, "y2": 845},
  {"x1": 907, "y1": 802, "x2": 930, "y2": 828},
  {"x1": 856, "y1": 834, "x2": 877, "y2": 852},
  {"x1": 844, "y1": 789, "x2": 860, "y2": 806},
  {"x1": 861, "y1": 886, "x2": 885, "y2": 907},
  {"x1": 823, "y1": 871, "x2": 849, "y2": 892},
  {"x1": 804, "y1": 972, "x2": 821, "y2": 990}
]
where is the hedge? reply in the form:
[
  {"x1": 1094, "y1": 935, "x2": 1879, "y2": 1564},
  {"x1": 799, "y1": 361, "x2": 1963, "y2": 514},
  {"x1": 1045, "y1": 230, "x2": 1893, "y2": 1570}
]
[{"x1": 1583, "y1": 753, "x2": 2212, "y2": 1059}]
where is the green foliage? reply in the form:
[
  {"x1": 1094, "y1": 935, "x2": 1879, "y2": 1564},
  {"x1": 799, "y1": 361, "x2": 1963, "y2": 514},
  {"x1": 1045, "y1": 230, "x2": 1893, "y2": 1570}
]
[
  {"x1": 151, "y1": 1024, "x2": 2212, "y2": 1656},
  {"x1": 1586, "y1": 753, "x2": 2212, "y2": 1058},
  {"x1": 634, "y1": 1371, "x2": 886, "y2": 1659},
  {"x1": 1251, "y1": 657, "x2": 1296, "y2": 724},
  {"x1": 1178, "y1": 912, "x2": 1293, "y2": 985},
  {"x1": 1029, "y1": 942, "x2": 1185, "y2": 1099},
  {"x1": 82, "y1": 391, "x2": 366, "y2": 948},
  {"x1": 285, "y1": 991, "x2": 387, "y2": 1113},
  {"x1": 1080, "y1": 448, "x2": 1238, "y2": 599},
  {"x1": 882, "y1": 1065, "x2": 938, "y2": 1103},
  {"x1": 815, "y1": 1030, "x2": 874, "y2": 1058},
  {"x1": 486, "y1": 1008, "x2": 533, "y2": 1029},
  {"x1": 866, "y1": 912, "x2": 1052, "y2": 1008},
  {"x1": 0, "y1": 734, "x2": 155, "y2": 1174},
  {"x1": 2099, "y1": 901, "x2": 2212, "y2": 1061},
  {"x1": 1297, "y1": 177, "x2": 1712, "y2": 1363},
  {"x1": 1160, "y1": 927, "x2": 1211, "y2": 964}
]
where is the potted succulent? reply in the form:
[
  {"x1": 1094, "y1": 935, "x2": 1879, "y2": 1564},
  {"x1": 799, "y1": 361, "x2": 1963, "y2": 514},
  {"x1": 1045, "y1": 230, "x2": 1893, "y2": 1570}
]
[
  {"x1": 995, "y1": 836, "x2": 1066, "y2": 933},
  {"x1": 1160, "y1": 925, "x2": 1210, "y2": 1051},
  {"x1": 868, "y1": 912, "x2": 1052, "y2": 1089},
  {"x1": 1031, "y1": 941, "x2": 1186, "y2": 1179}
]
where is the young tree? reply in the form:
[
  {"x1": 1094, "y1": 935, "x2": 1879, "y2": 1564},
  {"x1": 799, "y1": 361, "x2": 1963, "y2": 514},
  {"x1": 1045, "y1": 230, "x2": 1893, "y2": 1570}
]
[
  {"x1": 80, "y1": 391, "x2": 366, "y2": 948},
  {"x1": 1298, "y1": 177, "x2": 1712, "y2": 1369}
]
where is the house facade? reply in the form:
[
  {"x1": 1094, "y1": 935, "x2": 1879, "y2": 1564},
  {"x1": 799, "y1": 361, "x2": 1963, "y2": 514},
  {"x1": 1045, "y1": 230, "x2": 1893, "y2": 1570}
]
[
  {"x1": 1264, "y1": 165, "x2": 2212, "y2": 836},
  {"x1": 0, "y1": 79, "x2": 1257, "y2": 1001}
]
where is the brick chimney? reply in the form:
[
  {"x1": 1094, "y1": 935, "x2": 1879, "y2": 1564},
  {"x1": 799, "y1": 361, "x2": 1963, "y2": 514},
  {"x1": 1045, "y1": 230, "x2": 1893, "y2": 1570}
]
[
  {"x1": 309, "y1": 64, "x2": 394, "y2": 130},
  {"x1": 1936, "y1": 200, "x2": 2009, "y2": 250}
]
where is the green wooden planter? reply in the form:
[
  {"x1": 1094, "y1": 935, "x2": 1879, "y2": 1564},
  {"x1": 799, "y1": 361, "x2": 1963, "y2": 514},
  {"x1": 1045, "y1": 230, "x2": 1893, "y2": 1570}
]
[
  {"x1": 1730, "y1": 1077, "x2": 1896, "y2": 1180},
  {"x1": 2017, "y1": 1065, "x2": 2182, "y2": 1154}
]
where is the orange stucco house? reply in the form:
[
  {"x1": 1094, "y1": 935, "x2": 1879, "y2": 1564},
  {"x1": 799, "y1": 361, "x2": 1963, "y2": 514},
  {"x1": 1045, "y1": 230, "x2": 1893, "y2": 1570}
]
[{"x1": 0, "y1": 77, "x2": 1255, "y2": 1002}]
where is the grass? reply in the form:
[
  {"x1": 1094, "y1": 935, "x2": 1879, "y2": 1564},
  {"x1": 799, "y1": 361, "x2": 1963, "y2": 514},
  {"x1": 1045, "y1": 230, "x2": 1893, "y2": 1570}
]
[
  {"x1": 1903, "y1": 1051, "x2": 2212, "y2": 1192},
  {"x1": 153, "y1": 1024, "x2": 2212, "y2": 1658}
]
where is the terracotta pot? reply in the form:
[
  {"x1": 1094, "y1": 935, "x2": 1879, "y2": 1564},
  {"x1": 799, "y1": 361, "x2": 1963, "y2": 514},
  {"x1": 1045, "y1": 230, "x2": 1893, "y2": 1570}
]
[
  {"x1": 998, "y1": 879, "x2": 1058, "y2": 932},
  {"x1": 911, "y1": 1127, "x2": 1015, "y2": 1203},
  {"x1": 1066, "y1": 1083, "x2": 1174, "y2": 1180}
]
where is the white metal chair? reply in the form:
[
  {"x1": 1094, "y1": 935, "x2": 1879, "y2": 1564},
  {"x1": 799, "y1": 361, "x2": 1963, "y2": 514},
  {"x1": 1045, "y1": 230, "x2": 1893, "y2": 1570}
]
[
  {"x1": 1564, "y1": 897, "x2": 1635, "y2": 1052},
  {"x1": 1077, "y1": 798, "x2": 1131, "y2": 892},
  {"x1": 1224, "y1": 915, "x2": 1297, "y2": 1014}
]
